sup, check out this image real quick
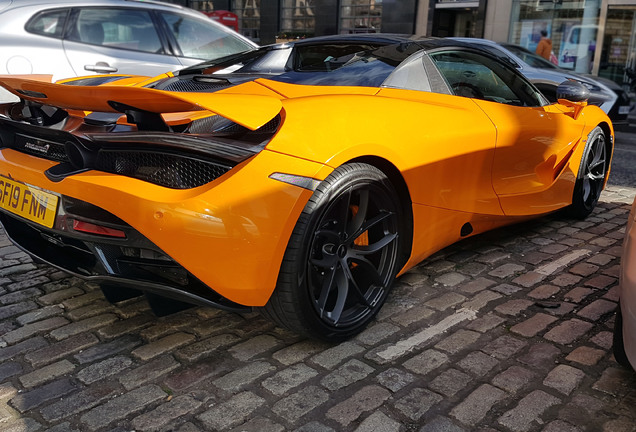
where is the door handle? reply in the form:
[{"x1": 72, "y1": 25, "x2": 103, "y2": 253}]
[{"x1": 84, "y1": 62, "x2": 118, "y2": 73}]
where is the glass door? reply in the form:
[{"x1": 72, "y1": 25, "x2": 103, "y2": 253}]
[{"x1": 598, "y1": 6, "x2": 636, "y2": 89}]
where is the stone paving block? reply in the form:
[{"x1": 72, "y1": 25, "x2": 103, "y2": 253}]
[
  {"x1": 2, "y1": 316, "x2": 69, "y2": 344},
  {"x1": 132, "y1": 332, "x2": 196, "y2": 361},
  {"x1": 495, "y1": 299, "x2": 534, "y2": 316},
  {"x1": 354, "y1": 411, "x2": 401, "y2": 432},
  {"x1": 590, "y1": 331, "x2": 613, "y2": 349},
  {"x1": 262, "y1": 363, "x2": 319, "y2": 396},
  {"x1": 97, "y1": 314, "x2": 155, "y2": 339},
  {"x1": 542, "y1": 420, "x2": 581, "y2": 432},
  {"x1": 271, "y1": 385, "x2": 329, "y2": 423},
  {"x1": 434, "y1": 329, "x2": 481, "y2": 354},
  {"x1": 2, "y1": 417, "x2": 41, "y2": 432},
  {"x1": 564, "y1": 287, "x2": 595, "y2": 303},
  {"x1": 25, "y1": 332, "x2": 98, "y2": 367},
  {"x1": 131, "y1": 395, "x2": 203, "y2": 432},
  {"x1": 61, "y1": 290, "x2": 104, "y2": 310},
  {"x1": 119, "y1": 355, "x2": 180, "y2": 391},
  {"x1": 498, "y1": 390, "x2": 561, "y2": 432},
  {"x1": 38, "y1": 287, "x2": 84, "y2": 305},
  {"x1": 355, "y1": 322, "x2": 400, "y2": 346},
  {"x1": 592, "y1": 367, "x2": 633, "y2": 396},
  {"x1": 403, "y1": 349, "x2": 448, "y2": 376},
  {"x1": 175, "y1": 333, "x2": 241, "y2": 362},
  {"x1": 584, "y1": 275, "x2": 617, "y2": 289},
  {"x1": 512, "y1": 271, "x2": 547, "y2": 288},
  {"x1": 0, "y1": 361, "x2": 21, "y2": 381},
  {"x1": 326, "y1": 385, "x2": 391, "y2": 426},
  {"x1": 294, "y1": 422, "x2": 335, "y2": 432},
  {"x1": 228, "y1": 417, "x2": 285, "y2": 432},
  {"x1": 528, "y1": 284, "x2": 560, "y2": 299},
  {"x1": 388, "y1": 304, "x2": 435, "y2": 327},
  {"x1": 19, "y1": 359, "x2": 75, "y2": 388},
  {"x1": 77, "y1": 355, "x2": 134, "y2": 384},
  {"x1": 15, "y1": 304, "x2": 63, "y2": 325},
  {"x1": 213, "y1": 361, "x2": 276, "y2": 392},
  {"x1": 228, "y1": 335, "x2": 281, "y2": 361},
  {"x1": 164, "y1": 360, "x2": 231, "y2": 392},
  {"x1": 543, "y1": 364, "x2": 586, "y2": 395},
  {"x1": 429, "y1": 368, "x2": 471, "y2": 397},
  {"x1": 434, "y1": 272, "x2": 467, "y2": 287},
  {"x1": 393, "y1": 387, "x2": 443, "y2": 421},
  {"x1": 0, "y1": 336, "x2": 48, "y2": 363},
  {"x1": 577, "y1": 299, "x2": 617, "y2": 321},
  {"x1": 311, "y1": 342, "x2": 365, "y2": 369},
  {"x1": 481, "y1": 335, "x2": 527, "y2": 359},
  {"x1": 74, "y1": 335, "x2": 142, "y2": 364},
  {"x1": 510, "y1": 313, "x2": 558, "y2": 337},
  {"x1": 80, "y1": 384, "x2": 167, "y2": 430},
  {"x1": 466, "y1": 313, "x2": 506, "y2": 333},
  {"x1": 492, "y1": 365, "x2": 536, "y2": 394},
  {"x1": 570, "y1": 262, "x2": 600, "y2": 277},
  {"x1": 66, "y1": 300, "x2": 114, "y2": 320},
  {"x1": 0, "y1": 301, "x2": 37, "y2": 321},
  {"x1": 461, "y1": 290, "x2": 502, "y2": 311},
  {"x1": 49, "y1": 313, "x2": 118, "y2": 341},
  {"x1": 565, "y1": 346, "x2": 606, "y2": 366},
  {"x1": 457, "y1": 351, "x2": 499, "y2": 377},
  {"x1": 376, "y1": 367, "x2": 416, "y2": 393},
  {"x1": 489, "y1": 263, "x2": 526, "y2": 279},
  {"x1": 425, "y1": 292, "x2": 466, "y2": 311},
  {"x1": 10, "y1": 378, "x2": 78, "y2": 413},
  {"x1": 457, "y1": 277, "x2": 497, "y2": 294},
  {"x1": 40, "y1": 379, "x2": 121, "y2": 422},
  {"x1": 544, "y1": 319, "x2": 594, "y2": 345},
  {"x1": 450, "y1": 384, "x2": 506, "y2": 426},
  {"x1": 551, "y1": 273, "x2": 583, "y2": 287},
  {"x1": 320, "y1": 359, "x2": 374, "y2": 391}
]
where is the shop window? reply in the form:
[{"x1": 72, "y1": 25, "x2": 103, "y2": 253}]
[
  {"x1": 280, "y1": 0, "x2": 315, "y2": 39},
  {"x1": 231, "y1": 0, "x2": 260, "y2": 41},
  {"x1": 340, "y1": 0, "x2": 382, "y2": 34}
]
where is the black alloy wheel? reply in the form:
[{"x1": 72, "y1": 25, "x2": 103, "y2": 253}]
[
  {"x1": 568, "y1": 126, "x2": 609, "y2": 219},
  {"x1": 261, "y1": 163, "x2": 404, "y2": 341}
]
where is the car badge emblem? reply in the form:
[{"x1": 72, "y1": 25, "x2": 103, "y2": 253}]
[{"x1": 24, "y1": 141, "x2": 50, "y2": 154}]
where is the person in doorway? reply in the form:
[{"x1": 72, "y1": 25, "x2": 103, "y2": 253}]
[{"x1": 536, "y1": 29, "x2": 553, "y2": 61}]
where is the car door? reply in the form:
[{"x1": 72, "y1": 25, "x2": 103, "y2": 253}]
[
  {"x1": 428, "y1": 49, "x2": 585, "y2": 216},
  {"x1": 62, "y1": 7, "x2": 183, "y2": 77}
]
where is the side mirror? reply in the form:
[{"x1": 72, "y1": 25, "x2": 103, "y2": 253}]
[
  {"x1": 556, "y1": 80, "x2": 589, "y2": 119},
  {"x1": 556, "y1": 80, "x2": 590, "y2": 102}
]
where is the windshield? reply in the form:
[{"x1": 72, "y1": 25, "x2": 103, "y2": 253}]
[
  {"x1": 502, "y1": 44, "x2": 558, "y2": 69},
  {"x1": 272, "y1": 43, "x2": 423, "y2": 87}
]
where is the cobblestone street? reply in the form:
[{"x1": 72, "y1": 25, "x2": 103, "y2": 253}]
[
  {"x1": 3, "y1": 109, "x2": 636, "y2": 432},
  {"x1": 1, "y1": 182, "x2": 635, "y2": 431}
]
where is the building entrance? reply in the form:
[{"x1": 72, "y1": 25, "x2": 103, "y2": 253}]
[{"x1": 598, "y1": 5, "x2": 636, "y2": 91}]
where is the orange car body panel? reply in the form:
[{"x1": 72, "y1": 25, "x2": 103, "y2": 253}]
[{"x1": 0, "y1": 75, "x2": 614, "y2": 306}]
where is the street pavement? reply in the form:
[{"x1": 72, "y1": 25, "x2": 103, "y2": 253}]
[{"x1": 1, "y1": 124, "x2": 636, "y2": 431}]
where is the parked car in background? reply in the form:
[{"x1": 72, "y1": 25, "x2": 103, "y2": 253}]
[
  {"x1": 615, "y1": 197, "x2": 636, "y2": 371},
  {"x1": 452, "y1": 38, "x2": 632, "y2": 125},
  {"x1": 0, "y1": 38, "x2": 613, "y2": 340},
  {"x1": 0, "y1": 0, "x2": 257, "y2": 81}
]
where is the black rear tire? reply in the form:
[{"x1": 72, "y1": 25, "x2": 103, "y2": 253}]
[
  {"x1": 261, "y1": 163, "x2": 404, "y2": 342},
  {"x1": 567, "y1": 126, "x2": 609, "y2": 219}
]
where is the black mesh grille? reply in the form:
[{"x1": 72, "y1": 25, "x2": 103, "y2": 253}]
[
  {"x1": 161, "y1": 80, "x2": 230, "y2": 93},
  {"x1": 95, "y1": 151, "x2": 231, "y2": 189}
]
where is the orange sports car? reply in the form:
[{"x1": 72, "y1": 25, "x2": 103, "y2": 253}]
[{"x1": 0, "y1": 38, "x2": 613, "y2": 341}]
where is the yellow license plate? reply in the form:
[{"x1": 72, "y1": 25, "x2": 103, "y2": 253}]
[{"x1": 0, "y1": 177, "x2": 59, "y2": 228}]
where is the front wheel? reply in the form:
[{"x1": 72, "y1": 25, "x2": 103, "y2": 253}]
[
  {"x1": 261, "y1": 163, "x2": 404, "y2": 342},
  {"x1": 567, "y1": 126, "x2": 609, "y2": 219}
]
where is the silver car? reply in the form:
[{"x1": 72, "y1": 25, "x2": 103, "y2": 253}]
[
  {"x1": 0, "y1": 0, "x2": 257, "y2": 80},
  {"x1": 452, "y1": 38, "x2": 632, "y2": 125}
]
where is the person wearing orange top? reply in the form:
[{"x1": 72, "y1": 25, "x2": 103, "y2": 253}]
[{"x1": 535, "y1": 30, "x2": 553, "y2": 60}]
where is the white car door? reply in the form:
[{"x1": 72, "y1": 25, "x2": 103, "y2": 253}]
[{"x1": 62, "y1": 7, "x2": 183, "y2": 77}]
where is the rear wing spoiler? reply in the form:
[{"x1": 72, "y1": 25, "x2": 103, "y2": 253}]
[{"x1": 0, "y1": 75, "x2": 282, "y2": 131}]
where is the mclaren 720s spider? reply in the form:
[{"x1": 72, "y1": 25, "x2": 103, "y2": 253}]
[{"x1": 0, "y1": 38, "x2": 613, "y2": 341}]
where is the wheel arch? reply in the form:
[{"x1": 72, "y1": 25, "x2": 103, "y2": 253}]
[
  {"x1": 346, "y1": 155, "x2": 414, "y2": 270},
  {"x1": 597, "y1": 120, "x2": 614, "y2": 183}
]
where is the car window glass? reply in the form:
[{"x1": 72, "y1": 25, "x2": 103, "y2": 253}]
[
  {"x1": 26, "y1": 9, "x2": 68, "y2": 38},
  {"x1": 502, "y1": 44, "x2": 558, "y2": 70},
  {"x1": 67, "y1": 8, "x2": 163, "y2": 54},
  {"x1": 429, "y1": 50, "x2": 546, "y2": 107},
  {"x1": 159, "y1": 12, "x2": 254, "y2": 60}
]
